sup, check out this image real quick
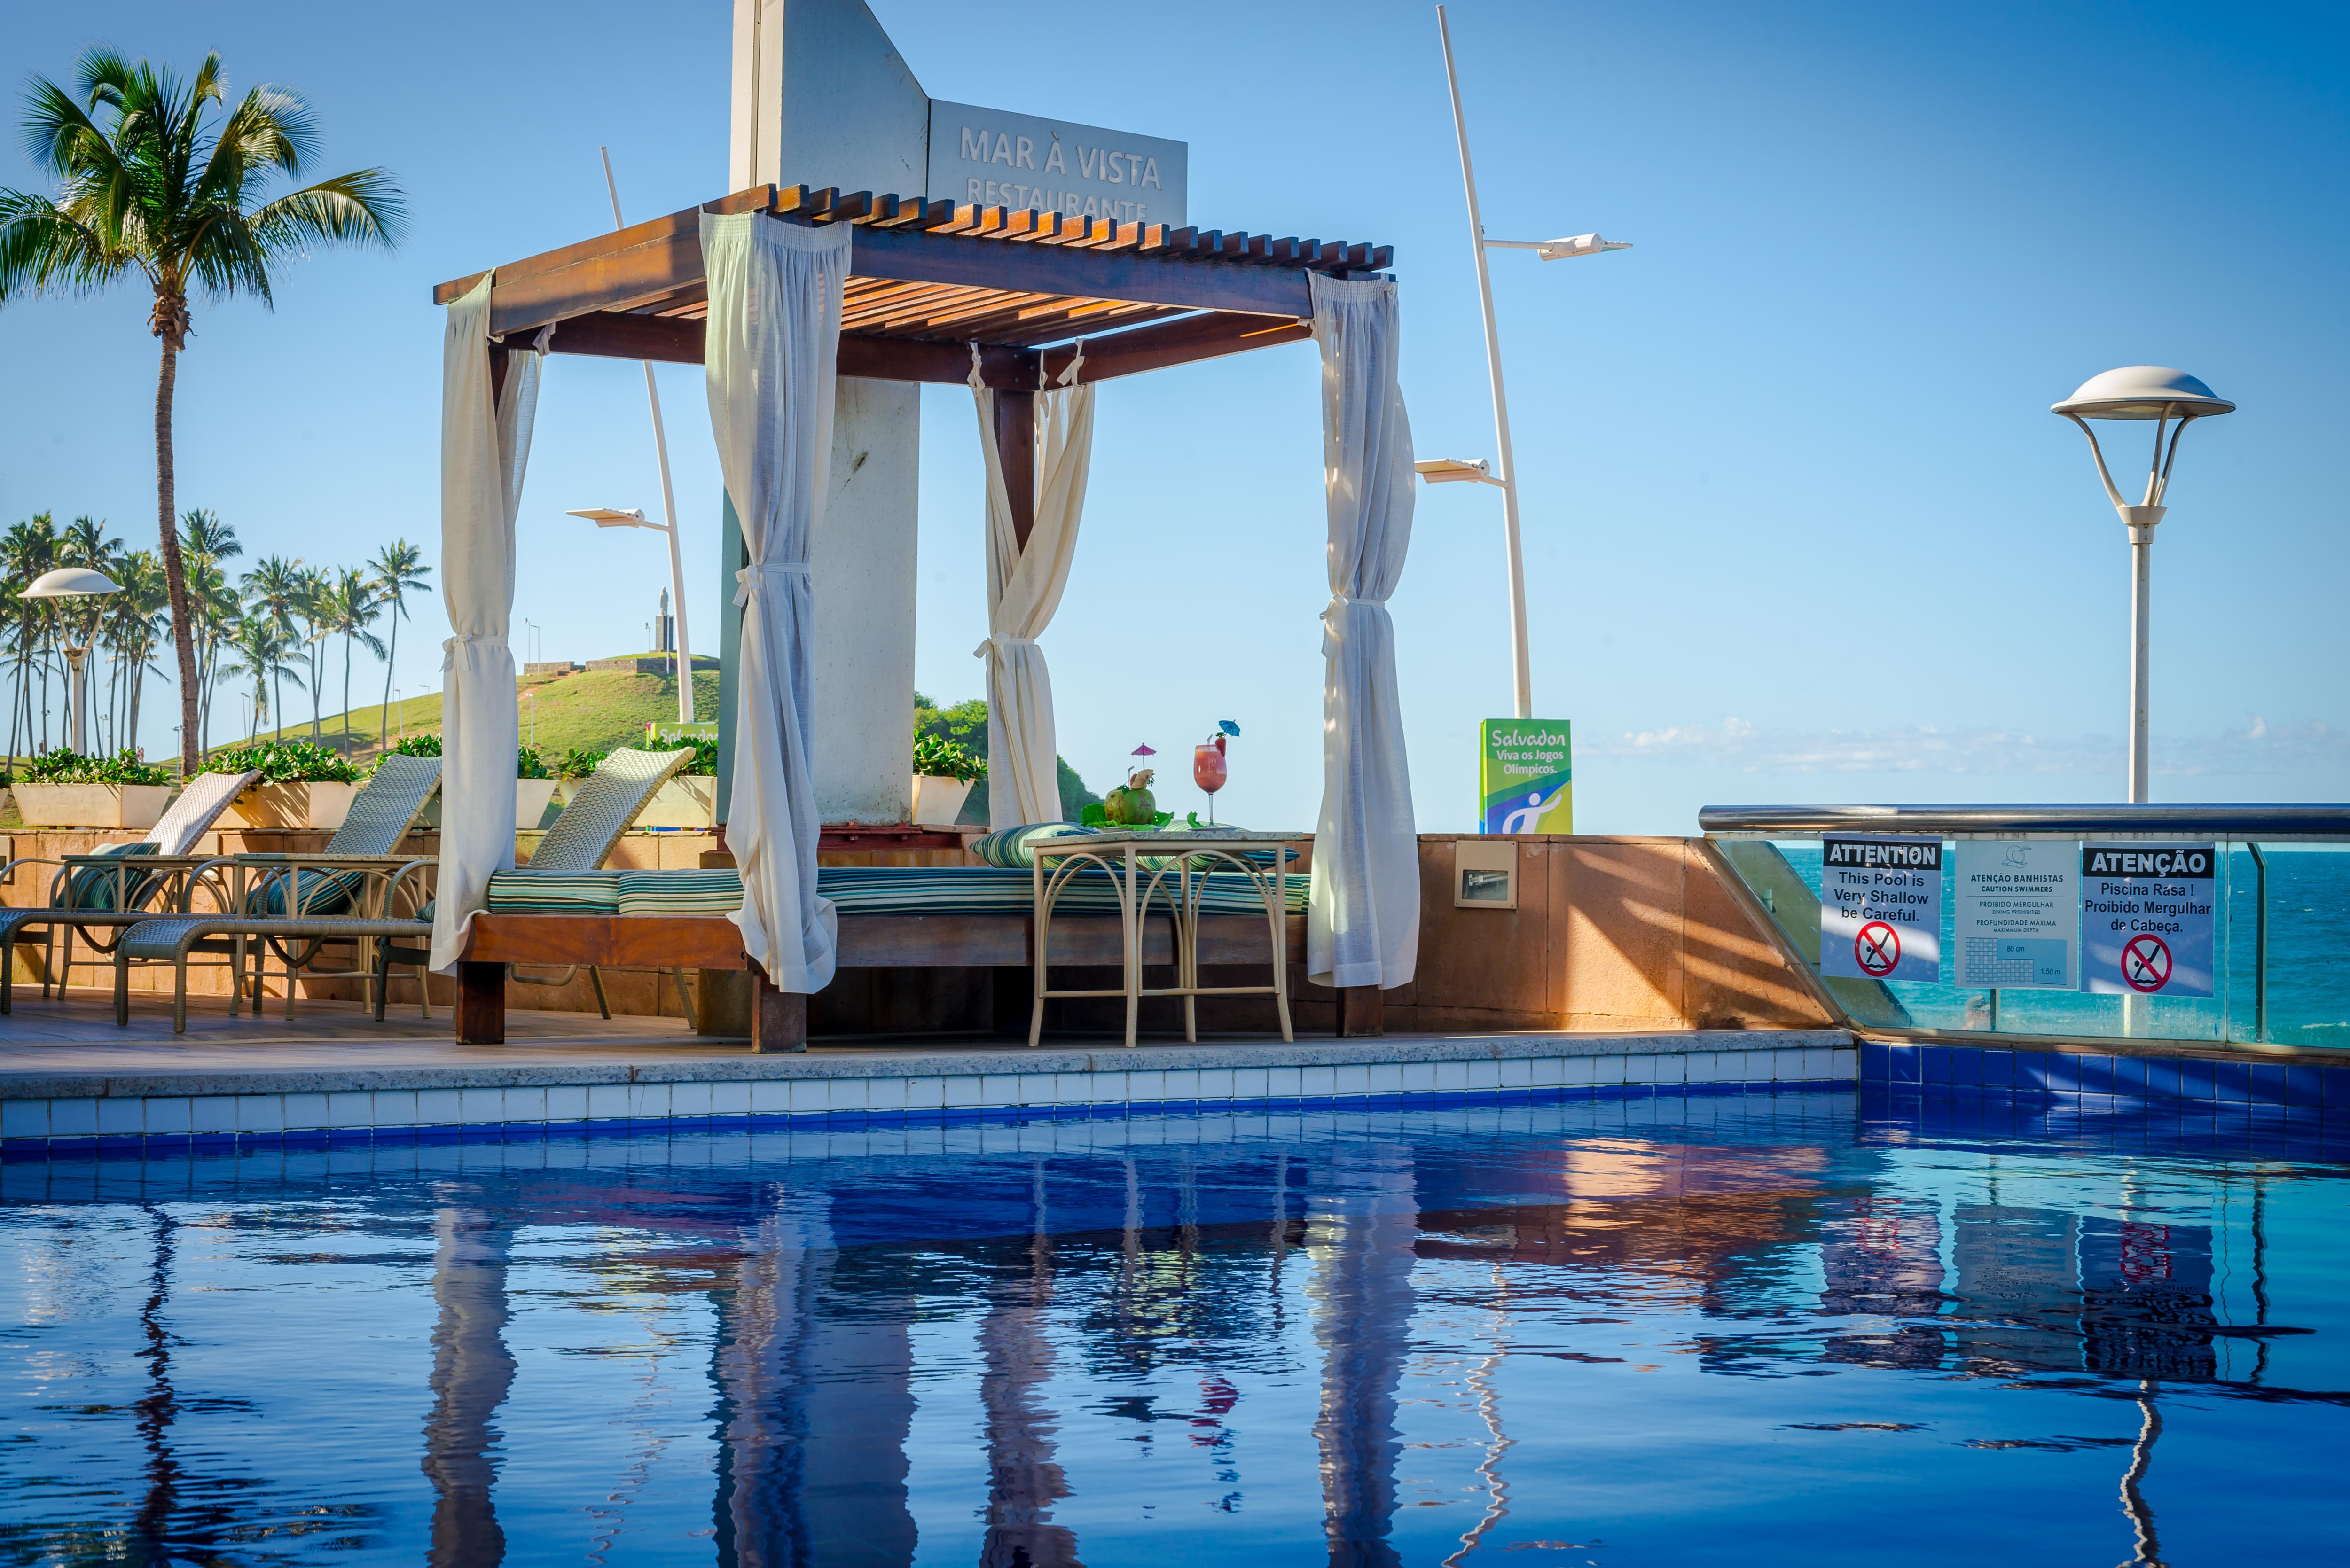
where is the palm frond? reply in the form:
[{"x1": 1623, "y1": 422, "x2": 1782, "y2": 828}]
[
  {"x1": 0, "y1": 193, "x2": 123, "y2": 299},
  {"x1": 247, "y1": 168, "x2": 407, "y2": 254}
]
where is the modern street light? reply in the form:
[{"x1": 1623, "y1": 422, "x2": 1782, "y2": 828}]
[
  {"x1": 2052, "y1": 366, "x2": 2235, "y2": 804},
  {"x1": 1433, "y1": 3, "x2": 1631, "y2": 723},
  {"x1": 596, "y1": 146, "x2": 695, "y2": 726},
  {"x1": 567, "y1": 506, "x2": 695, "y2": 723},
  {"x1": 22, "y1": 565, "x2": 121, "y2": 753}
]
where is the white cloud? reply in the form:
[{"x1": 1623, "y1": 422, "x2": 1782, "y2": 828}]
[{"x1": 1586, "y1": 719, "x2": 2349, "y2": 776}]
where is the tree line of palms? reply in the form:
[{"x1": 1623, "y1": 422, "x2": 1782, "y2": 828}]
[{"x1": 3, "y1": 508, "x2": 430, "y2": 762}]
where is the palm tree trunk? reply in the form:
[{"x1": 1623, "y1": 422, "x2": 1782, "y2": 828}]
[
  {"x1": 342, "y1": 632, "x2": 354, "y2": 753},
  {"x1": 153, "y1": 322, "x2": 203, "y2": 777}
]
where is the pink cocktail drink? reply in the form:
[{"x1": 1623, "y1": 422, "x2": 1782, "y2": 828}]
[{"x1": 1194, "y1": 742, "x2": 1228, "y2": 824}]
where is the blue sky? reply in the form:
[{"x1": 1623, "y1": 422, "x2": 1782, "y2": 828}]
[{"x1": 4, "y1": 0, "x2": 2344, "y2": 830}]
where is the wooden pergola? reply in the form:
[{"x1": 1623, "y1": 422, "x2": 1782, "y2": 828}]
[{"x1": 432, "y1": 184, "x2": 1393, "y2": 540}]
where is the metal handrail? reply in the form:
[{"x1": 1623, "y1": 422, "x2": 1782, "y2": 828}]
[{"x1": 1699, "y1": 803, "x2": 2350, "y2": 839}]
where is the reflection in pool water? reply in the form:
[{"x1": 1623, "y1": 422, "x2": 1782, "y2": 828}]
[{"x1": 4, "y1": 1096, "x2": 2346, "y2": 1565}]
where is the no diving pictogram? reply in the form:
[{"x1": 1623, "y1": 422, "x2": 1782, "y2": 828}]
[
  {"x1": 2123, "y1": 933, "x2": 2172, "y2": 993},
  {"x1": 1856, "y1": 921, "x2": 1900, "y2": 977}
]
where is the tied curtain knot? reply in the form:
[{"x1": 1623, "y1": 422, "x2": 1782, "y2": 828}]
[
  {"x1": 973, "y1": 631, "x2": 1038, "y2": 661},
  {"x1": 439, "y1": 631, "x2": 509, "y2": 670},
  {"x1": 733, "y1": 560, "x2": 812, "y2": 608}
]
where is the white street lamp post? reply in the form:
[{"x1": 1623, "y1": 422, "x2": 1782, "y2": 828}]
[
  {"x1": 600, "y1": 148, "x2": 695, "y2": 725},
  {"x1": 1434, "y1": 4, "x2": 1629, "y2": 722},
  {"x1": 567, "y1": 507, "x2": 694, "y2": 722},
  {"x1": 22, "y1": 566, "x2": 122, "y2": 754},
  {"x1": 2052, "y1": 367, "x2": 2235, "y2": 804}
]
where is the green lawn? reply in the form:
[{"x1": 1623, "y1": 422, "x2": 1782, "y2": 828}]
[{"x1": 234, "y1": 665, "x2": 722, "y2": 761}]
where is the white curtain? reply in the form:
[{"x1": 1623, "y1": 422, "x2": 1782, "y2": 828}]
[
  {"x1": 703, "y1": 211, "x2": 849, "y2": 993},
  {"x1": 970, "y1": 350, "x2": 1094, "y2": 829},
  {"x1": 1306, "y1": 272, "x2": 1419, "y2": 990},
  {"x1": 430, "y1": 275, "x2": 544, "y2": 972}
]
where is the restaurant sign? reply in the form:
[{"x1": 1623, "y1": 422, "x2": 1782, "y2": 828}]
[{"x1": 926, "y1": 100, "x2": 1187, "y2": 226}]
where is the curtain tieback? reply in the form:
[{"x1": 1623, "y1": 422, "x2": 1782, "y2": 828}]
[
  {"x1": 439, "y1": 632, "x2": 509, "y2": 669},
  {"x1": 973, "y1": 632, "x2": 1038, "y2": 660},
  {"x1": 733, "y1": 561, "x2": 812, "y2": 607}
]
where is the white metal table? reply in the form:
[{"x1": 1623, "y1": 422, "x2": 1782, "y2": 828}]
[{"x1": 1030, "y1": 829, "x2": 1304, "y2": 1048}]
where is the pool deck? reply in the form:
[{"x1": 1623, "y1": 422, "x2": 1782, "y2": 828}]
[{"x1": 0, "y1": 991, "x2": 1858, "y2": 1152}]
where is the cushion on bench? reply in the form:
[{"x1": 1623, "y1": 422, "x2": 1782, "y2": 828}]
[
  {"x1": 486, "y1": 869, "x2": 622, "y2": 914},
  {"x1": 617, "y1": 869, "x2": 745, "y2": 916}
]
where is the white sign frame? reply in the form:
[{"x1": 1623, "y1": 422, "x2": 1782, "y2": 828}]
[
  {"x1": 1953, "y1": 840, "x2": 2079, "y2": 990},
  {"x1": 2079, "y1": 841, "x2": 2217, "y2": 999},
  {"x1": 1819, "y1": 835, "x2": 1943, "y2": 983}
]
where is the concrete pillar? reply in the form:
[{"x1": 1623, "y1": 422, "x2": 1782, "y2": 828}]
[{"x1": 720, "y1": 0, "x2": 928, "y2": 827}]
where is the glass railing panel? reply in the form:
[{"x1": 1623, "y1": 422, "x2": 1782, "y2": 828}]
[{"x1": 2223, "y1": 844, "x2": 2350, "y2": 1049}]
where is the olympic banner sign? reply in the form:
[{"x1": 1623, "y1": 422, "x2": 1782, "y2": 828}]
[
  {"x1": 1819, "y1": 835, "x2": 1943, "y2": 983},
  {"x1": 2079, "y1": 842, "x2": 2216, "y2": 998}
]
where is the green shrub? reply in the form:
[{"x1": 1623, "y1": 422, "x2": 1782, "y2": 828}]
[
  {"x1": 912, "y1": 732, "x2": 987, "y2": 782},
  {"x1": 557, "y1": 746, "x2": 609, "y2": 780},
  {"x1": 389, "y1": 733, "x2": 442, "y2": 758},
  {"x1": 24, "y1": 749, "x2": 177, "y2": 787},
  {"x1": 209, "y1": 740, "x2": 364, "y2": 784},
  {"x1": 517, "y1": 745, "x2": 552, "y2": 780},
  {"x1": 653, "y1": 732, "x2": 721, "y2": 776}
]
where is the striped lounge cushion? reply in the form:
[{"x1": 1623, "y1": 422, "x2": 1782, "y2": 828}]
[
  {"x1": 969, "y1": 821, "x2": 1100, "y2": 867},
  {"x1": 486, "y1": 869, "x2": 621, "y2": 914},
  {"x1": 813, "y1": 866, "x2": 1308, "y2": 916},
  {"x1": 617, "y1": 869, "x2": 745, "y2": 916}
]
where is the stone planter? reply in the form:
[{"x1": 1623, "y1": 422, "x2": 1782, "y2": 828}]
[
  {"x1": 219, "y1": 780, "x2": 362, "y2": 832},
  {"x1": 423, "y1": 778, "x2": 563, "y2": 829},
  {"x1": 633, "y1": 775, "x2": 718, "y2": 830},
  {"x1": 13, "y1": 783, "x2": 174, "y2": 830},
  {"x1": 910, "y1": 774, "x2": 975, "y2": 827}
]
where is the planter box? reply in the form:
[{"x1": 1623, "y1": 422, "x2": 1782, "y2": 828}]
[
  {"x1": 13, "y1": 783, "x2": 174, "y2": 830},
  {"x1": 424, "y1": 778, "x2": 563, "y2": 829},
  {"x1": 910, "y1": 774, "x2": 975, "y2": 827},
  {"x1": 219, "y1": 780, "x2": 362, "y2": 832},
  {"x1": 633, "y1": 775, "x2": 718, "y2": 830}
]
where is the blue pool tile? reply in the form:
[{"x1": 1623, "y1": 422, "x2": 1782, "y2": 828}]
[
  {"x1": 2325, "y1": 1068, "x2": 2350, "y2": 1110},
  {"x1": 2143, "y1": 1059, "x2": 2184, "y2": 1101},
  {"x1": 1860, "y1": 1042, "x2": 1891, "y2": 1081},
  {"x1": 2176, "y1": 1060, "x2": 2219, "y2": 1100},
  {"x1": 2213, "y1": 1061, "x2": 2252, "y2": 1102},
  {"x1": 1923, "y1": 1046, "x2": 1955, "y2": 1085},
  {"x1": 2073, "y1": 1055, "x2": 2115, "y2": 1094},
  {"x1": 2248, "y1": 1064, "x2": 2286, "y2": 1104},
  {"x1": 2107, "y1": 1056, "x2": 2148, "y2": 1097},
  {"x1": 1890, "y1": 1046, "x2": 1920, "y2": 1085},
  {"x1": 1978, "y1": 1049, "x2": 2014, "y2": 1088},
  {"x1": 1950, "y1": 1048, "x2": 1982, "y2": 1086},
  {"x1": 2286, "y1": 1066, "x2": 2323, "y2": 1108}
]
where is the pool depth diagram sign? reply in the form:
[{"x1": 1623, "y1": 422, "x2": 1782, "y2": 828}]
[
  {"x1": 2080, "y1": 843, "x2": 2216, "y2": 998},
  {"x1": 1479, "y1": 720, "x2": 1572, "y2": 834},
  {"x1": 927, "y1": 101, "x2": 1186, "y2": 226},
  {"x1": 1820, "y1": 835, "x2": 1943, "y2": 982},
  {"x1": 1953, "y1": 840, "x2": 2078, "y2": 989}
]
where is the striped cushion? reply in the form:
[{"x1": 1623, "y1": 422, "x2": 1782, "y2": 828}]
[
  {"x1": 617, "y1": 869, "x2": 744, "y2": 916},
  {"x1": 486, "y1": 869, "x2": 621, "y2": 914},
  {"x1": 815, "y1": 866, "x2": 1308, "y2": 916},
  {"x1": 64, "y1": 843, "x2": 161, "y2": 911},
  {"x1": 970, "y1": 821, "x2": 1099, "y2": 867},
  {"x1": 246, "y1": 866, "x2": 368, "y2": 918}
]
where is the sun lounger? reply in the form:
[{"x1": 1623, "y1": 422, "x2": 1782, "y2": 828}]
[
  {"x1": 372, "y1": 746, "x2": 697, "y2": 1022},
  {"x1": 0, "y1": 768, "x2": 260, "y2": 1011},
  {"x1": 108, "y1": 755, "x2": 443, "y2": 1026}
]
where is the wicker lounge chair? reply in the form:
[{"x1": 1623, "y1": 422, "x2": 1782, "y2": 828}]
[
  {"x1": 108, "y1": 756, "x2": 443, "y2": 1029},
  {"x1": 375, "y1": 746, "x2": 699, "y2": 1022},
  {"x1": 0, "y1": 768, "x2": 259, "y2": 1012}
]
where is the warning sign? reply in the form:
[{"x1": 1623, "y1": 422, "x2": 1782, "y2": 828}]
[
  {"x1": 2079, "y1": 842, "x2": 2215, "y2": 998},
  {"x1": 1954, "y1": 840, "x2": 2078, "y2": 989},
  {"x1": 1820, "y1": 835, "x2": 1943, "y2": 982}
]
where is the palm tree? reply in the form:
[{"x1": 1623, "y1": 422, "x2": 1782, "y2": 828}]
[
  {"x1": 369, "y1": 540, "x2": 429, "y2": 746},
  {"x1": 223, "y1": 615, "x2": 301, "y2": 741},
  {"x1": 325, "y1": 567, "x2": 384, "y2": 753},
  {"x1": 2, "y1": 514, "x2": 59, "y2": 761},
  {"x1": 239, "y1": 554, "x2": 304, "y2": 739},
  {"x1": 106, "y1": 550, "x2": 169, "y2": 753},
  {"x1": 55, "y1": 515, "x2": 121, "y2": 750},
  {"x1": 178, "y1": 509, "x2": 240, "y2": 754},
  {"x1": 293, "y1": 564, "x2": 330, "y2": 739},
  {"x1": 0, "y1": 48, "x2": 405, "y2": 774}
]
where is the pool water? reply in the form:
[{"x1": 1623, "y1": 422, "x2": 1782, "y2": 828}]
[{"x1": 5, "y1": 1095, "x2": 2346, "y2": 1565}]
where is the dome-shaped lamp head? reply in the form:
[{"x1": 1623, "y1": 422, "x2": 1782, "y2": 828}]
[{"x1": 2052, "y1": 367, "x2": 2234, "y2": 523}]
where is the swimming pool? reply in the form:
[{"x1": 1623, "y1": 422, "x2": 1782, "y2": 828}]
[{"x1": 5, "y1": 1093, "x2": 2344, "y2": 1564}]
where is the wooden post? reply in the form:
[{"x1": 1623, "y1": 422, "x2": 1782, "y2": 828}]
[
  {"x1": 455, "y1": 961, "x2": 507, "y2": 1045},
  {"x1": 750, "y1": 962, "x2": 808, "y2": 1053},
  {"x1": 993, "y1": 388, "x2": 1036, "y2": 550},
  {"x1": 1336, "y1": 983, "x2": 1385, "y2": 1038}
]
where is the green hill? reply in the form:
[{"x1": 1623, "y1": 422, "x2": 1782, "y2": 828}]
[{"x1": 239, "y1": 657, "x2": 719, "y2": 761}]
